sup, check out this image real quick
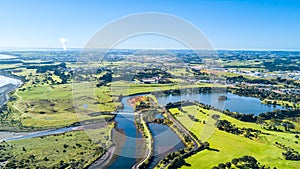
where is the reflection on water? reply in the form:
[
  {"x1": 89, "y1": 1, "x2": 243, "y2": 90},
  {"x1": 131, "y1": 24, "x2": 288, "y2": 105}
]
[
  {"x1": 101, "y1": 89, "x2": 284, "y2": 168},
  {"x1": 147, "y1": 123, "x2": 185, "y2": 169},
  {"x1": 156, "y1": 91, "x2": 284, "y2": 115},
  {"x1": 107, "y1": 96, "x2": 142, "y2": 169},
  {"x1": 108, "y1": 95, "x2": 185, "y2": 169}
]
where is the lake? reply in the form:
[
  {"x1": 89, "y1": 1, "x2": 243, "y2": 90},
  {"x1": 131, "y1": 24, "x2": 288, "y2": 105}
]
[{"x1": 156, "y1": 91, "x2": 284, "y2": 115}]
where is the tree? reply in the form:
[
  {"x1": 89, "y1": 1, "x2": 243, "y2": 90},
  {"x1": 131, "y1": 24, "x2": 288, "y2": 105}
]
[
  {"x1": 231, "y1": 158, "x2": 239, "y2": 166},
  {"x1": 203, "y1": 142, "x2": 210, "y2": 149},
  {"x1": 256, "y1": 117, "x2": 264, "y2": 128},
  {"x1": 218, "y1": 163, "x2": 226, "y2": 169},
  {"x1": 225, "y1": 162, "x2": 231, "y2": 168},
  {"x1": 282, "y1": 121, "x2": 295, "y2": 131}
]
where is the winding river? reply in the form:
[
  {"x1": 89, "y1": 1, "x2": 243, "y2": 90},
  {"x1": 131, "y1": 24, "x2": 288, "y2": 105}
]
[
  {"x1": 107, "y1": 95, "x2": 185, "y2": 169},
  {"x1": 0, "y1": 76, "x2": 285, "y2": 168},
  {"x1": 106, "y1": 89, "x2": 284, "y2": 168}
]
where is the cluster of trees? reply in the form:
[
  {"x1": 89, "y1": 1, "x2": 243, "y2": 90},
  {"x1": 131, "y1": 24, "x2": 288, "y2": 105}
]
[
  {"x1": 259, "y1": 109, "x2": 300, "y2": 121},
  {"x1": 276, "y1": 77, "x2": 300, "y2": 88},
  {"x1": 275, "y1": 142, "x2": 300, "y2": 161},
  {"x1": 25, "y1": 62, "x2": 67, "y2": 73},
  {"x1": 73, "y1": 67, "x2": 111, "y2": 83},
  {"x1": 135, "y1": 101, "x2": 151, "y2": 111},
  {"x1": 135, "y1": 68, "x2": 171, "y2": 79},
  {"x1": 134, "y1": 96, "x2": 157, "y2": 111},
  {"x1": 161, "y1": 87, "x2": 213, "y2": 97},
  {"x1": 0, "y1": 141, "x2": 12, "y2": 164},
  {"x1": 153, "y1": 118, "x2": 167, "y2": 124},
  {"x1": 222, "y1": 109, "x2": 257, "y2": 122},
  {"x1": 178, "y1": 53, "x2": 202, "y2": 64},
  {"x1": 229, "y1": 87, "x2": 299, "y2": 108},
  {"x1": 217, "y1": 119, "x2": 243, "y2": 135},
  {"x1": 166, "y1": 101, "x2": 197, "y2": 109},
  {"x1": 263, "y1": 58, "x2": 300, "y2": 71},
  {"x1": 4, "y1": 158, "x2": 87, "y2": 169},
  {"x1": 0, "y1": 104, "x2": 23, "y2": 130},
  {"x1": 158, "y1": 141, "x2": 210, "y2": 169},
  {"x1": 227, "y1": 75, "x2": 276, "y2": 85},
  {"x1": 19, "y1": 62, "x2": 72, "y2": 85},
  {"x1": 283, "y1": 150, "x2": 300, "y2": 161},
  {"x1": 187, "y1": 114, "x2": 200, "y2": 122},
  {"x1": 212, "y1": 155, "x2": 273, "y2": 169},
  {"x1": 0, "y1": 60, "x2": 22, "y2": 65},
  {"x1": 134, "y1": 115, "x2": 150, "y2": 140},
  {"x1": 53, "y1": 69, "x2": 72, "y2": 84},
  {"x1": 178, "y1": 106, "x2": 202, "y2": 122},
  {"x1": 259, "y1": 118, "x2": 296, "y2": 132},
  {"x1": 98, "y1": 72, "x2": 112, "y2": 83},
  {"x1": 216, "y1": 120, "x2": 259, "y2": 139}
]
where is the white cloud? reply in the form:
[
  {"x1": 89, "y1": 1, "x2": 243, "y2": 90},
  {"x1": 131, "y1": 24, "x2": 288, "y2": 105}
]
[{"x1": 59, "y1": 38, "x2": 68, "y2": 50}]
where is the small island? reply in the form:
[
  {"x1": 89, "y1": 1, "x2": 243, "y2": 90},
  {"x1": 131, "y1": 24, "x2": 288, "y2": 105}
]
[{"x1": 218, "y1": 95, "x2": 227, "y2": 100}]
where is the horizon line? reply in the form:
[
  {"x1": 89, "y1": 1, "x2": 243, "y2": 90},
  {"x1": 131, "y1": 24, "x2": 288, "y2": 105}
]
[{"x1": 1, "y1": 47, "x2": 300, "y2": 52}]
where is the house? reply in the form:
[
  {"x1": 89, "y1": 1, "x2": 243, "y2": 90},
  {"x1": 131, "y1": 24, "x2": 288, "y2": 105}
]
[{"x1": 142, "y1": 78, "x2": 156, "y2": 84}]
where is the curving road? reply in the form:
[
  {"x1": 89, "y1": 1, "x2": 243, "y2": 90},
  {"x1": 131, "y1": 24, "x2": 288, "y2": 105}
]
[{"x1": 132, "y1": 114, "x2": 152, "y2": 169}]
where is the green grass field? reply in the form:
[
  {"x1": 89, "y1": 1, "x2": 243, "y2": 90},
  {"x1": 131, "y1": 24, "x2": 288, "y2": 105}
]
[
  {"x1": 5, "y1": 65, "x2": 223, "y2": 129},
  {"x1": 169, "y1": 106, "x2": 300, "y2": 169},
  {"x1": 7, "y1": 78, "x2": 118, "y2": 128},
  {"x1": 262, "y1": 99, "x2": 300, "y2": 109},
  {"x1": 0, "y1": 124, "x2": 113, "y2": 168},
  {"x1": 167, "y1": 68, "x2": 194, "y2": 77},
  {"x1": 109, "y1": 80, "x2": 223, "y2": 96}
]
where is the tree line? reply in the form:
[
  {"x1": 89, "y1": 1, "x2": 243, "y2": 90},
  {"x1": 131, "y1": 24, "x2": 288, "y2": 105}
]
[{"x1": 212, "y1": 155, "x2": 274, "y2": 169}]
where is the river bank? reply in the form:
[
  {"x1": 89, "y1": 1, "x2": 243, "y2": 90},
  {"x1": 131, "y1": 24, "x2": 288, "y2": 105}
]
[
  {"x1": 100, "y1": 94, "x2": 187, "y2": 169},
  {"x1": 0, "y1": 75, "x2": 22, "y2": 107},
  {"x1": 1, "y1": 76, "x2": 288, "y2": 168}
]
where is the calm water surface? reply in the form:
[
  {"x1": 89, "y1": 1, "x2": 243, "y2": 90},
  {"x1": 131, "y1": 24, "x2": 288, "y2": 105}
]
[{"x1": 156, "y1": 92, "x2": 283, "y2": 115}]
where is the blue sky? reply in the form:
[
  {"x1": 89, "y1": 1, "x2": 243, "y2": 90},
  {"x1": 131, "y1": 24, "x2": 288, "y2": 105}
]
[{"x1": 0, "y1": 0, "x2": 300, "y2": 50}]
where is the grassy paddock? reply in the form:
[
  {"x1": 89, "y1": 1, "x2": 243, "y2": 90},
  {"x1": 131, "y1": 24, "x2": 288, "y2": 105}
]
[
  {"x1": 0, "y1": 123, "x2": 114, "y2": 168},
  {"x1": 6, "y1": 82, "x2": 118, "y2": 129},
  {"x1": 169, "y1": 105, "x2": 300, "y2": 169},
  {"x1": 109, "y1": 81, "x2": 224, "y2": 96}
]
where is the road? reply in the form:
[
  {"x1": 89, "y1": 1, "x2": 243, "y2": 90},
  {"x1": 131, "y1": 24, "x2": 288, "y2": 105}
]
[
  {"x1": 158, "y1": 106, "x2": 200, "y2": 169},
  {"x1": 131, "y1": 107, "x2": 200, "y2": 169},
  {"x1": 132, "y1": 114, "x2": 152, "y2": 169}
]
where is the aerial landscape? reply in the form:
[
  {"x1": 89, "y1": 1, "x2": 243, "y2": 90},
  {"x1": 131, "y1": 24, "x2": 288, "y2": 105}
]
[{"x1": 0, "y1": 1, "x2": 299, "y2": 169}]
